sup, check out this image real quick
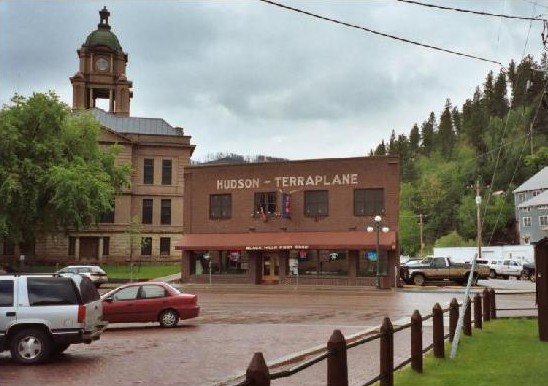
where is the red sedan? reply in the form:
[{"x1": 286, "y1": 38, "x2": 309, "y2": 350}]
[{"x1": 101, "y1": 282, "x2": 200, "y2": 327}]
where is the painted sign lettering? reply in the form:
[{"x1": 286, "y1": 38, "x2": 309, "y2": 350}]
[
  {"x1": 245, "y1": 245, "x2": 310, "y2": 251},
  {"x1": 217, "y1": 174, "x2": 358, "y2": 190}
]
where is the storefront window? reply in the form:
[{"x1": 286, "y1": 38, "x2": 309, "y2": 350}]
[
  {"x1": 193, "y1": 250, "x2": 248, "y2": 275},
  {"x1": 358, "y1": 250, "x2": 378, "y2": 277},
  {"x1": 290, "y1": 250, "x2": 347, "y2": 276}
]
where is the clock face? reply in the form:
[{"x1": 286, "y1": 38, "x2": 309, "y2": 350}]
[{"x1": 95, "y1": 57, "x2": 109, "y2": 72}]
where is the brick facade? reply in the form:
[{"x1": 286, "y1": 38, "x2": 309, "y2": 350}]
[{"x1": 178, "y1": 156, "x2": 400, "y2": 287}]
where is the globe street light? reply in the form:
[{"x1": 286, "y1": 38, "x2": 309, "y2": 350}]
[{"x1": 367, "y1": 215, "x2": 390, "y2": 288}]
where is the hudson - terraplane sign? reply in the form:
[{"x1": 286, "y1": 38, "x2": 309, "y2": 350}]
[{"x1": 217, "y1": 174, "x2": 359, "y2": 190}]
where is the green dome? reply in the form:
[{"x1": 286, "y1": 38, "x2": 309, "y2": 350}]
[{"x1": 84, "y1": 29, "x2": 122, "y2": 51}]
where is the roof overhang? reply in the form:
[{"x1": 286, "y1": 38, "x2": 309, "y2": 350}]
[{"x1": 176, "y1": 231, "x2": 397, "y2": 251}]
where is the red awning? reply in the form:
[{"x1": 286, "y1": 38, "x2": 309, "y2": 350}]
[{"x1": 176, "y1": 231, "x2": 396, "y2": 251}]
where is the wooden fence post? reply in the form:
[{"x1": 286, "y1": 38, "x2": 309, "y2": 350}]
[
  {"x1": 379, "y1": 317, "x2": 394, "y2": 386},
  {"x1": 327, "y1": 329, "x2": 348, "y2": 386},
  {"x1": 463, "y1": 296, "x2": 472, "y2": 336},
  {"x1": 449, "y1": 298, "x2": 459, "y2": 342},
  {"x1": 490, "y1": 288, "x2": 496, "y2": 319},
  {"x1": 482, "y1": 288, "x2": 491, "y2": 322},
  {"x1": 246, "y1": 352, "x2": 270, "y2": 386},
  {"x1": 432, "y1": 303, "x2": 444, "y2": 359},
  {"x1": 474, "y1": 292, "x2": 482, "y2": 329},
  {"x1": 410, "y1": 310, "x2": 423, "y2": 373}
]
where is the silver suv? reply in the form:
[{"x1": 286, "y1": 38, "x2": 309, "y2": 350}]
[{"x1": 0, "y1": 273, "x2": 107, "y2": 364}]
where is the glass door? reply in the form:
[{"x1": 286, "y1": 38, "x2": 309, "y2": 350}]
[{"x1": 262, "y1": 255, "x2": 279, "y2": 283}]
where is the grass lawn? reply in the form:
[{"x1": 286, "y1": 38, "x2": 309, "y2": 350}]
[
  {"x1": 102, "y1": 263, "x2": 180, "y2": 280},
  {"x1": 25, "y1": 263, "x2": 181, "y2": 280},
  {"x1": 392, "y1": 318, "x2": 548, "y2": 386}
]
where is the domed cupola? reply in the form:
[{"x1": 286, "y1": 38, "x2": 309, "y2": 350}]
[
  {"x1": 70, "y1": 7, "x2": 133, "y2": 116},
  {"x1": 83, "y1": 7, "x2": 122, "y2": 52}
]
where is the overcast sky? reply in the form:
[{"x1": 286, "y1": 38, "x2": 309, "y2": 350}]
[{"x1": 1, "y1": 1, "x2": 546, "y2": 161}]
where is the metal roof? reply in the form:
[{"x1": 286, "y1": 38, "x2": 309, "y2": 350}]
[
  {"x1": 513, "y1": 166, "x2": 548, "y2": 193},
  {"x1": 84, "y1": 29, "x2": 122, "y2": 51},
  {"x1": 90, "y1": 108, "x2": 183, "y2": 136},
  {"x1": 518, "y1": 190, "x2": 548, "y2": 208}
]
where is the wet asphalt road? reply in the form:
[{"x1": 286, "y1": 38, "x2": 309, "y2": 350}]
[{"x1": 0, "y1": 279, "x2": 537, "y2": 386}]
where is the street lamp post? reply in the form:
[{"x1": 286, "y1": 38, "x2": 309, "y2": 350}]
[{"x1": 367, "y1": 215, "x2": 390, "y2": 288}]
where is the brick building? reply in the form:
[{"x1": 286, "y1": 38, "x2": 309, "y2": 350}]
[
  {"x1": 178, "y1": 156, "x2": 400, "y2": 287},
  {"x1": 2, "y1": 7, "x2": 194, "y2": 265}
]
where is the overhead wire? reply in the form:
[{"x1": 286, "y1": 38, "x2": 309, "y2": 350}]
[
  {"x1": 396, "y1": 0, "x2": 546, "y2": 22},
  {"x1": 481, "y1": 1, "x2": 546, "y2": 245},
  {"x1": 519, "y1": 0, "x2": 548, "y2": 11},
  {"x1": 258, "y1": 0, "x2": 546, "y2": 245},
  {"x1": 450, "y1": 2, "x2": 546, "y2": 360},
  {"x1": 257, "y1": 0, "x2": 504, "y2": 66}
]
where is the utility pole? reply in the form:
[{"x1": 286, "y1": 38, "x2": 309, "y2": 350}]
[
  {"x1": 418, "y1": 214, "x2": 425, "y2": 258},
  {"x1": 451, "y1": 178, "x2": 483, "y2": 360},
  {"x1": 476, "y1": 180, "x2": 482, "y2": 261},
  {"x1": 530, "y1": 122, "x2": 534, "y2": 155}
]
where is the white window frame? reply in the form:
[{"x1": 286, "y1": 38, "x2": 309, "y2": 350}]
[{"x1": 523, "y1": 217, "x2": 532, "y2": 227}]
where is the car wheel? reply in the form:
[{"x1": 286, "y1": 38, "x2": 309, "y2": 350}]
[
  {"x1": 10, "y1": 329, "x2": 52, "y2": 365},
  {"x1": 412, "y1": 274, "x2": 425, "y2": 286},
  {"x1": 489, "y1": 270, "x2": 496, "y2": 279},
  {"x1": 159, "y1": 309, "x2": 179, "y2": 328},
  {"x1": 531, "y1": 271, "x2": 537, "y2": 283}
]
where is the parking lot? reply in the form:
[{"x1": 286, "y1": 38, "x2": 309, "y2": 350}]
[{"x1": 0, "y1": 280, "x2": 537, "y2": 386}]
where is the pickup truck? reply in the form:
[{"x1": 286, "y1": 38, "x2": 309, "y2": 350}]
[{"x1": 400, "y1": 256, "x2": 490, "y2": 286}]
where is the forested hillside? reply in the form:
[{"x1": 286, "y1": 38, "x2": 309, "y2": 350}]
[{"x1": 372, "y1": 55, "x2": 548, "y2": 256}]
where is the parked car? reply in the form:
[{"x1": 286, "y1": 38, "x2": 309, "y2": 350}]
[
  {"x1": 101, "y1": 282, "x2": 200, "y2": 328},
  {"x1": 56, "y1": 265, "x2": 108, "y2": 288},
  {"x1": 521, "y1": 262, "x2": 536, "y2": 282},
  {"x1": 0, "y1": 273, "x2": 107, "y2": 364}
]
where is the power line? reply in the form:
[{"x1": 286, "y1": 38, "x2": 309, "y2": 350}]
[
  {"x1": 518, "y1": 0, "x2": 548, "y2": 11},
  {"x1": 397, "y1": 0, "x2": 547, "y2": 22},
  {"x1": 258, "y1": 0, "x2": 503, "y2": 66}
]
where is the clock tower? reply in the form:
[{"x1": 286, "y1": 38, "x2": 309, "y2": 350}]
[{"x1": 70, "y1": 7, "x2": 133, "y2": 116}]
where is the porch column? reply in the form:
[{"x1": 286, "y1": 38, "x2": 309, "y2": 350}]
[
  {"x1": 247, "y1": 251, "x2": 261, "y2": 284},
  {"x1": 98, "y1": 238, "x2": 104, "y2": 263},
  {"x1": 348, "y1": 250, "x2": 359, "y2": 278},
  {"x1": 278, "y1": 251, "x2": 288, "y2": 281},
  {"x1": 181, "y1": 250, "x2": 192, "y2": 283},
  {"x1": 75, "y1": 238, "x2": 80, "y2": 262}
]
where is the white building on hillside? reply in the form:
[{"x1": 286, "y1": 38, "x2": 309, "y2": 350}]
[{"x1": 514, "y1": 166, "x2": 548, "y2": 244}]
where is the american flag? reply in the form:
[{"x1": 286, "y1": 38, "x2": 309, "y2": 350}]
[{"x1": 259, "y1": 206, "x2": 267, "y2": 222}]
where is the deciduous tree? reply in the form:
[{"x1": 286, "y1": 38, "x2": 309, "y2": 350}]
[{"x1": 0, "y1": 92, "x2": 131, "y2": 246}]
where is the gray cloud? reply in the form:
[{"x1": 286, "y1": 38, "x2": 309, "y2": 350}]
[{"x1": 1, "y1": 1, "x2": 545, "y2": 161}]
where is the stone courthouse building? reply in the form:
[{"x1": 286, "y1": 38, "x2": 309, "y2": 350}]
[
  {"x1": 2, "y1": 7, "x2": 194, "y2": 264},
  {"x1": 178, "y1": 157, "x2": 400, "y2": 287}
]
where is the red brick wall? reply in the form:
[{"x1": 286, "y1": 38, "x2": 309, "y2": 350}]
[{"x1": 183, "y1": 156, "x2": 400, "y2": 235}]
